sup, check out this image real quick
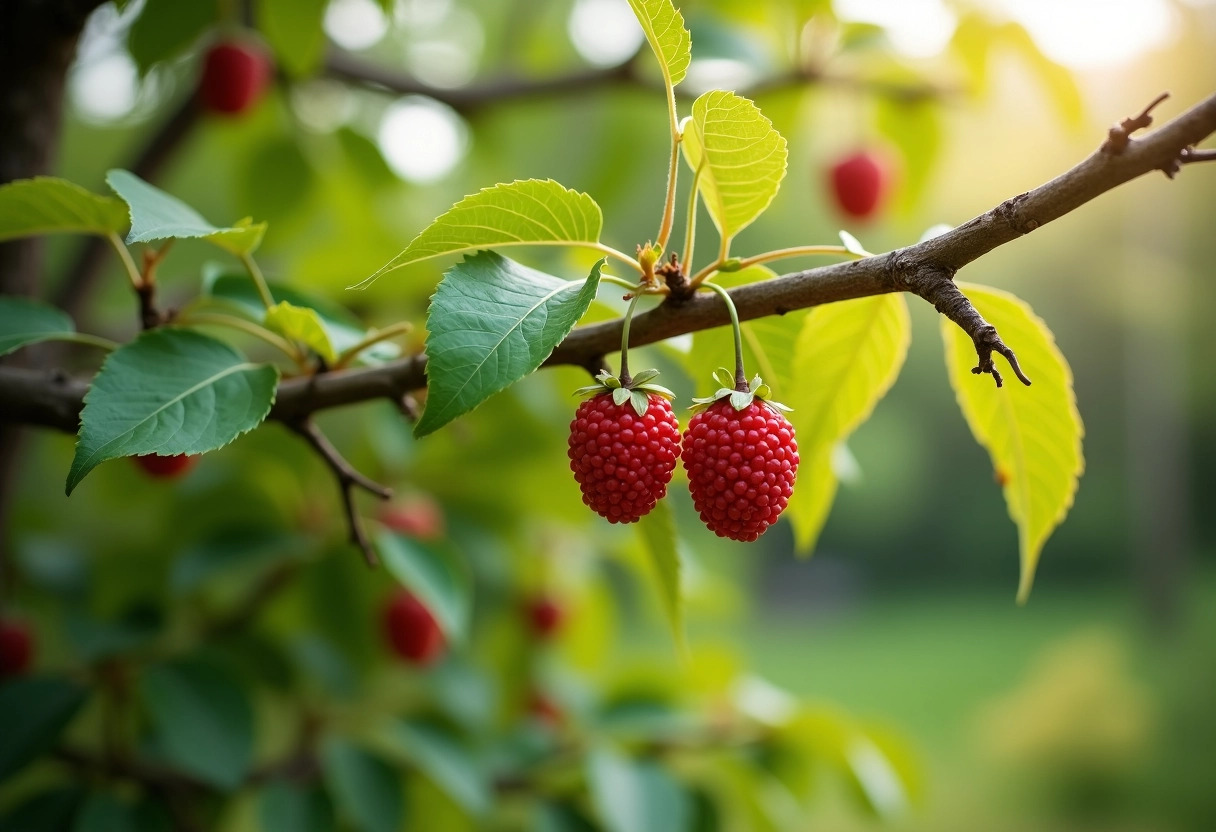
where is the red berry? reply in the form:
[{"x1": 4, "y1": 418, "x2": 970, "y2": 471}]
[
  {"x1": 681, "y1": 399, "x2": 799, "y2": 542},
  {"x1": 0, "y1": 620, "x2": 33, "y2": 677},
  {"x1": 568, "y1": 393, "x2": 680, "y2": 523},
  {"x1": 380, "y1": 494, "x2": 445, "y2": 541},
  {"x1": 828, "y1": 151, "x2": 888, "y2": 220},
  {"x1": 527, "y1": 691, "x2": 563, "y2": 727},
  {"x1": 200, "y1": 41, "x2": 271, "y2": 116},
  {"x1": 526, "y1": 596, "x2": 564, "y2": 638},
  {"x1": 132, "y1": 454, "x2": 196, "y2": 479},
  {"x1": 383, "y1": 591, "x2": 445, "y2": 666}
]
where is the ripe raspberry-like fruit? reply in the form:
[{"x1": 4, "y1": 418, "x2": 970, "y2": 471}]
[
  {"x1": 682, "y1": 375, "x2": 799, "y2": 542},
  {"x1": 526, "y1": 596, "x2": 564, "y2": 638},
  {"x1": 380, "y1": 494, "x2": 445, "y2": 541},
  {"x1": 0, "y1": 620, "x2": 34, "y2": 677},
  {"x1": 828, "y1": 151, "x2": 888, "y2": 220},
  {"x1": 568, "y1": 369, "x2": 680, "y2": 523},
  {"x1": 383, "y1": 591, "x2": 445, "y2": 666},
  {"x1": 200, "y1": 41, "x2": 271, "y2": 116},
  {"x1": 132, "y1": 453, "x2": 196, "y2": 479}
]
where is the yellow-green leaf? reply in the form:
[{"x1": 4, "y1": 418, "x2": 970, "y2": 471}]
[
  {"x1": 626, "y1": 0, "x2": 692, "y2": 88},
  {"x1": 681, "y1": 91, "x2": 787, "y2": 243},
  {"x1": 0, "y1": 177, "x2": 128, "y2": 241},
  {"x1": 264, "y1": 301, "x2": 336, "y2": 363},
  {"x1": 941, "y1": 283, "x2": 1084, "y2": 602},
  {"x1": 636, "y1": 499, "x2": 684, "y2": 653},
  {"x1": 355, "y1": 179, "x2": 602, "y2": 287},
  {"x1": 786, "y1": 294, "x2": 910, "y2": 554}
]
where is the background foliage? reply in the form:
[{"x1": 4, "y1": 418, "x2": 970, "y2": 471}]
[{"x1": 3, "y1": 0, "x2": 1216, "y2": 830}]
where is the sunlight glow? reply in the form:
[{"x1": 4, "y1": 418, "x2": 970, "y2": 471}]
[
  {"x1": 324, "y1": 0, "x2": 388, "y2": 52},
  {"x1": 568, "y1": 0, "x2": 646, "y2": 67},
  {"x1": 834, "y1": 0, "x2": 957, "y2": 58},
  {"x1": 994, "y1": 0, "x2": 1176, "y2": 69},
  {"x1": 377, "y1": 96, "x2": 468, "y2": 184},
  {"x1": 70, "y1": 52, "x2": 140, "y2": 122}
]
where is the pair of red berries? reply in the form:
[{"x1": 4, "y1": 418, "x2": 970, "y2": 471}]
[{"x1": 568, "y1": 370, "x2": 799, "y2": 542}]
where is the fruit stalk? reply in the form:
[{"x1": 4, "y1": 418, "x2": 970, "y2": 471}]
[
  {"x1": 617, "y1": 291, "x2": 643, "y2": 386},
  {"x1": 702, "y1": 281, "x2": 747, "y2": 392}
]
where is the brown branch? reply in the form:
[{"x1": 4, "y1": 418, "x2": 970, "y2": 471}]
[
  {"x1": 288, "y1": 418, "x2": 391, "y2": 567},
  {"x1": 4, "y1": 92, "x2": 1216, "y2": 423},
  {"x1": 323, "y1": 49, "x2": 953, "y2": 115}
]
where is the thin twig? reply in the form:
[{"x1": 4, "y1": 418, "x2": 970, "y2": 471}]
[
  {"x1": 289, "y1": 418, "x2": 390, "y2": 567},
  {"x1": 1101, "y1": 91, "x2": 1170, "y2": 154}
]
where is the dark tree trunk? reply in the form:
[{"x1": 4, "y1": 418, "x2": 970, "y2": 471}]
[{"x1": 0, "y1": 0, "x2": 106, "y2": 590}]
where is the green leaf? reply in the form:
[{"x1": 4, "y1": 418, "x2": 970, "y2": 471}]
[
  {"x1": 106, "y1": 170, "x2": 266, "y2": 255},
  {"x1": 681, "y1": 91, "x2": 788, "y2": 243},
  {"x1": 0, "y1": 788, "x2": 85, "y2": 832},
  {"x1": 941, "y1": 283, "x2": 1083, "y2": 602},
  {"x1": 998, "y1": 23, "x2": 1084, "y2": 129},
  {"x1": 416, "y1": 252, "x2": 603, "y2": 437},
  {"x1": 626, "y1": 0, "x2": 692, "y2": 87},
  {"x1": 377, "y1": 532, "x2": 471, "y2": 643},
  {"x1": 386, "y1": 720, "x2": 489, "y2": 816},
  {"x1": 0, "y1": 297, "x2": 76, "y2": 356},
  {"x1": 140, "y1": 658, "x2": 254, "y2": 790},
  {"x1": 786, "y1": 294, "x2": 910, "y2": 553},
  {"x1": 321, "y1": 738, "x2": 404, "y2": 832},
  {"x1": 127, "y1": 0, "x2": 218, "y2": 74},
  {"x1": 259, "y1": 781, "x2": 337, "y2": 832},
  {"x1": 67, "y1": 329, "x2": 278, "y2": 494},
  {"x1": 203, "y1": 272, "x2": 398, "y2": 362},
  {"x1": 72, "y1": 793, "x2": 137, "y2": 832},
  {"x1": 171, "y1": 526, "x2": 298, "y2": 594},
  {"x1": 636, "y1": 500, "x2": 684, "y2": 651},
  {"x1": 587, "y1": 748, "x2": 691, "y2": 832},
  {"x1": 257, "y1": 0, "x2": 329, "y2": 77},
  {"x1": 357, "y1": 180, "x2": 603, "y2": 286},
  {"x1": 0, "y1": 177, "x2": 127, "y2": 241},
  {"x1": 264, "y1": 301, "x2": 336, "y2": 363},
  {"x1": 0, "y1": 676, "x2": 89, "y2": 781}
]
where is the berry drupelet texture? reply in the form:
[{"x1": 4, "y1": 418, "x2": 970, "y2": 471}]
[
  {"x1": 568, "y1": 393, "x2": 681, "y2": 524},
  {"x1": 682, "y1": 399, "x2": 799, "y2": 541}
]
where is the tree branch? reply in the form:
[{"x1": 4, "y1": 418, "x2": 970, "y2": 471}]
[
  {"x1": 4, "y1": 92, "x2": 1216, "y2": 423},
  {"x1": 288, "y1": 418, "x2": 391, "y2": 567},
  {"x1": 323, "y1": 49, "x2": 953, "y2": 114}
]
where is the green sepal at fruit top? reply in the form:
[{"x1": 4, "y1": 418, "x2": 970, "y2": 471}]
[
  {"x1": 690, "y1": 367, "x2": 793, "y2": 414},
  {"x1": 572, "y1": 368, "x2": 675, "y2": 418}
]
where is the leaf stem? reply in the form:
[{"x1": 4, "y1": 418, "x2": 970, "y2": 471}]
[
  {"x1": 240, "y1": 253, "x2": 276, "y2": 311},
  {"x1": 656, "y1": 134, "x2": 682, "y2": 250},
  {"x1": 737, "y1": 245, "x2": 860, "y2": 269},
  {"x1": 600, "y1": 274, "x2": 643, "y2": 292},
  {"x1": 591, "y1": 243, "x2": 644, "y2": 273},
  {"x1": 618, "y1": 291, "x2": 644, "y2": 386},
  {"x1": 61, "y1": 332, "x2": 120, "y2": 351},
  {"x1": 681, "y1": 164, "x2": 704, "y2": 272},
  {"x1": 177, "y1": 312, "x2": 302, "y2": 363},
  {"x1": 106, "y1": 233, "x2": 142, "y2": 290},
  {"x1": 332, "y1": 322, "x2": 413, "y2": 369},
  {"x1": 701, "y1": 281, "x2": 747, "y2": 390}
]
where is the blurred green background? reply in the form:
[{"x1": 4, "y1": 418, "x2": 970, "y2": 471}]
[{"x1": 5, "y1": 0, "x2": 1216, "y2": 829}]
